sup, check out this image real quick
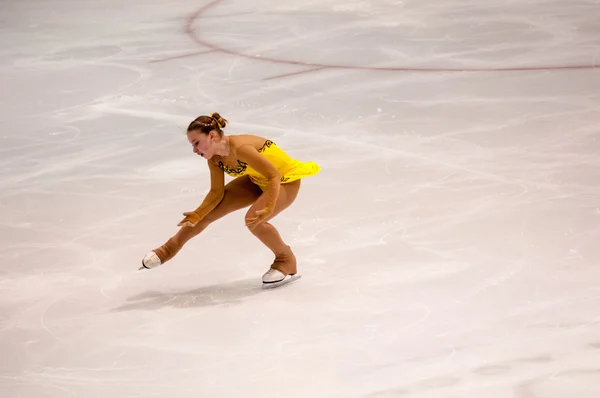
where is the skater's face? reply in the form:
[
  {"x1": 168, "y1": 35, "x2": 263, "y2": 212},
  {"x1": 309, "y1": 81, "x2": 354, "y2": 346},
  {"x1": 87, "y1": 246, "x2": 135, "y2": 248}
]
[{"x1": 188, "y1": 129, "x2": 218, "y2": 159}]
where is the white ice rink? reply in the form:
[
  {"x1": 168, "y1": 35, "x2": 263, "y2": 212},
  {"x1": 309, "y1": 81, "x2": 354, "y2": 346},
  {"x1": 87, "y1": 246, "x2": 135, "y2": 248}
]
[{"x1": 2, "y1": 0, "x2": 600, "y2": 396}]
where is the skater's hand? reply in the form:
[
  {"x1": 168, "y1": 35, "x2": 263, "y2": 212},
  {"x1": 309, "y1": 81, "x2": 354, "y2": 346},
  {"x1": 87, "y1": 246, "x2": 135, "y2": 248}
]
[
  {"x1": 245, "y1": 207, "x2": 273, "y2": 230},
  {"x1": 178, "y1": 211, "x2": 201, "y2": 227}
]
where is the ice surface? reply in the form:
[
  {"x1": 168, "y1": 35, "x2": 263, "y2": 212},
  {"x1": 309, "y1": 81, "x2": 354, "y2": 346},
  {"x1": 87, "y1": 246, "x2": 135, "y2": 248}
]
[{"x1": 2, "y1": 0, "x2": 600, "y2": 397}]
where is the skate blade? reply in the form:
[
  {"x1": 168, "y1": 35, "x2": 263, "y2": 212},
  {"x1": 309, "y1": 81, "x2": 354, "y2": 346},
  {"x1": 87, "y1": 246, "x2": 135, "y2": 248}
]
[{"x1": 262, "y1": 274, "x2": 301, "y2": 289}]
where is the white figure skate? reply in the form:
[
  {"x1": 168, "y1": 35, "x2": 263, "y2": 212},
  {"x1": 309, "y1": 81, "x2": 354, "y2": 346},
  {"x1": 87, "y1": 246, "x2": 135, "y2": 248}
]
[
  {"x1": 139, "y1": 251, "x2": 161, "y2": 270},
  {"x1": 261, "y1": 268, "x2": 301, "y2": 289}
]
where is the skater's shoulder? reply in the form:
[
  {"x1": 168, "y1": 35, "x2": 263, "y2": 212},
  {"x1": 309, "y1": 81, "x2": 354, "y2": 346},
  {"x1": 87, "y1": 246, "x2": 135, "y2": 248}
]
[{"x1": 229, "y1": 134, "x2": 270, "y2": 151}]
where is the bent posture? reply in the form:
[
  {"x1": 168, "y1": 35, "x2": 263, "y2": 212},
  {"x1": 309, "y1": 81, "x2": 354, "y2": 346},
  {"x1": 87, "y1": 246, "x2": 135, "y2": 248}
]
[{"x1": 141, "y1": 113, "x2": 320, "y2": 285}]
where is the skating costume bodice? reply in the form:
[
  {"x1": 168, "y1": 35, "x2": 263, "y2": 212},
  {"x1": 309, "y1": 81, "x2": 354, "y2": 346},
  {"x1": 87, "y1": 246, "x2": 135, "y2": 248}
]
[{"x1": 217, "y1": 140, "x2": 320, "y2": 190}]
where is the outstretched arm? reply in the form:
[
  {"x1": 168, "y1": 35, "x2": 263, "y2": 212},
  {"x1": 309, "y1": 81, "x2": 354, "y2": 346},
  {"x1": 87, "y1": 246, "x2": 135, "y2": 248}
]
[{"x1": 178, "y1": 160, "x2": 225, "y2": 227}]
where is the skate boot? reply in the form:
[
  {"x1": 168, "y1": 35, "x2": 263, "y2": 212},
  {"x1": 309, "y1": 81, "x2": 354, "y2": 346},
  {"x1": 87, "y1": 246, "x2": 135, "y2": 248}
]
[
  {"x1": 139, "y1": 251, "x2": 162, "y2": 270},
  {"x1": 139, "y1": 241, "x2": 178, "y2": 271},
  {"x1": 262, "y1": 246, "x2": 301, "y2": 288}
]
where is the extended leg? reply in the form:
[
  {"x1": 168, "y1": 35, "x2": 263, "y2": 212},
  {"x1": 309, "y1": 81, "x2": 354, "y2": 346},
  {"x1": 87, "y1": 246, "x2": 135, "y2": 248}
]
[{"x1": 143, "y1": 175, "x2": 262, "y2": 268}]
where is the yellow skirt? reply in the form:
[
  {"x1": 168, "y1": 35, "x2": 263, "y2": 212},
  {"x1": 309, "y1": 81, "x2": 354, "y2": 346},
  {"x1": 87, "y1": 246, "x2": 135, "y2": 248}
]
[
  {"x1": 250, "y1": 160, "x2": 321, "y2": 191},
  {"x1": 244, "y1": 140, "x2": 321, "y2": 191}
]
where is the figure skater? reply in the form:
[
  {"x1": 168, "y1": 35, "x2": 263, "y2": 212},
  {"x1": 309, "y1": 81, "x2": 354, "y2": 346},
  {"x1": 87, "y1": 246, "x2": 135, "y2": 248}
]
[{"x1": 140, "y1": 112, "x2": 320, "y2": 286}]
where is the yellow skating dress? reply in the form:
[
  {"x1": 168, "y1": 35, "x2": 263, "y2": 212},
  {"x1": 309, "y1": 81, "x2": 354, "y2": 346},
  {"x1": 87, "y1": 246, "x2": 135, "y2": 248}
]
[{"x1": 217, "y1": 140, "x2": 320, "y2": 190}]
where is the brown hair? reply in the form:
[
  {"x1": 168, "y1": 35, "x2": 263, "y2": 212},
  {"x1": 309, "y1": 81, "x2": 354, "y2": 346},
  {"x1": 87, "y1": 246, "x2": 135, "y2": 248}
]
[{"x1": 186, "y1": 112, "x2": 228, "y2": 136}]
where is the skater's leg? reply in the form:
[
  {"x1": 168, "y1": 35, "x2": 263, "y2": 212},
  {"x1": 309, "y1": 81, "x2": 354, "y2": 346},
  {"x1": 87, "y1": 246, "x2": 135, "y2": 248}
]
[
  {"x1": 245, "y1": 180, "x2": 301, "y2": 278},
  {"x1": 147, "y1": 176, "x2": 262, "y2": 266}
]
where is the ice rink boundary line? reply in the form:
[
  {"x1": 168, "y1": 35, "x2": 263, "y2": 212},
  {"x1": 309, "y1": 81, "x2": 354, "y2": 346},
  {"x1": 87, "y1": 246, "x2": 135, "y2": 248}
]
[
  {"x1": 178, "y1": 0, "x2": 600, "y2": 76},
  {"x1": 96, "y1": 106, "x2": 543, "y2": 187}
]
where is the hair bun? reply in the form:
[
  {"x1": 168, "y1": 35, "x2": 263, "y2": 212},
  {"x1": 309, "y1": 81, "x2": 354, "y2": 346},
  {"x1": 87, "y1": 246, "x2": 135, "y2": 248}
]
[{"x1": 210, "y1": 112, "x2": 227, "y2": 129}]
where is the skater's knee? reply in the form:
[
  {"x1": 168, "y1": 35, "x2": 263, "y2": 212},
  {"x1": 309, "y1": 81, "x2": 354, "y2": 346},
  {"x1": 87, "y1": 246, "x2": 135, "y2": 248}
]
[
  {"x1": 244, "y1": 210, "x2": 254, "y2": 230},
  {"x1": 244, "y1": 215, "x2": 268, "y2": 235},
  {"x1": 244, "y1": 218, "x2": 258, "y2": 234}
]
